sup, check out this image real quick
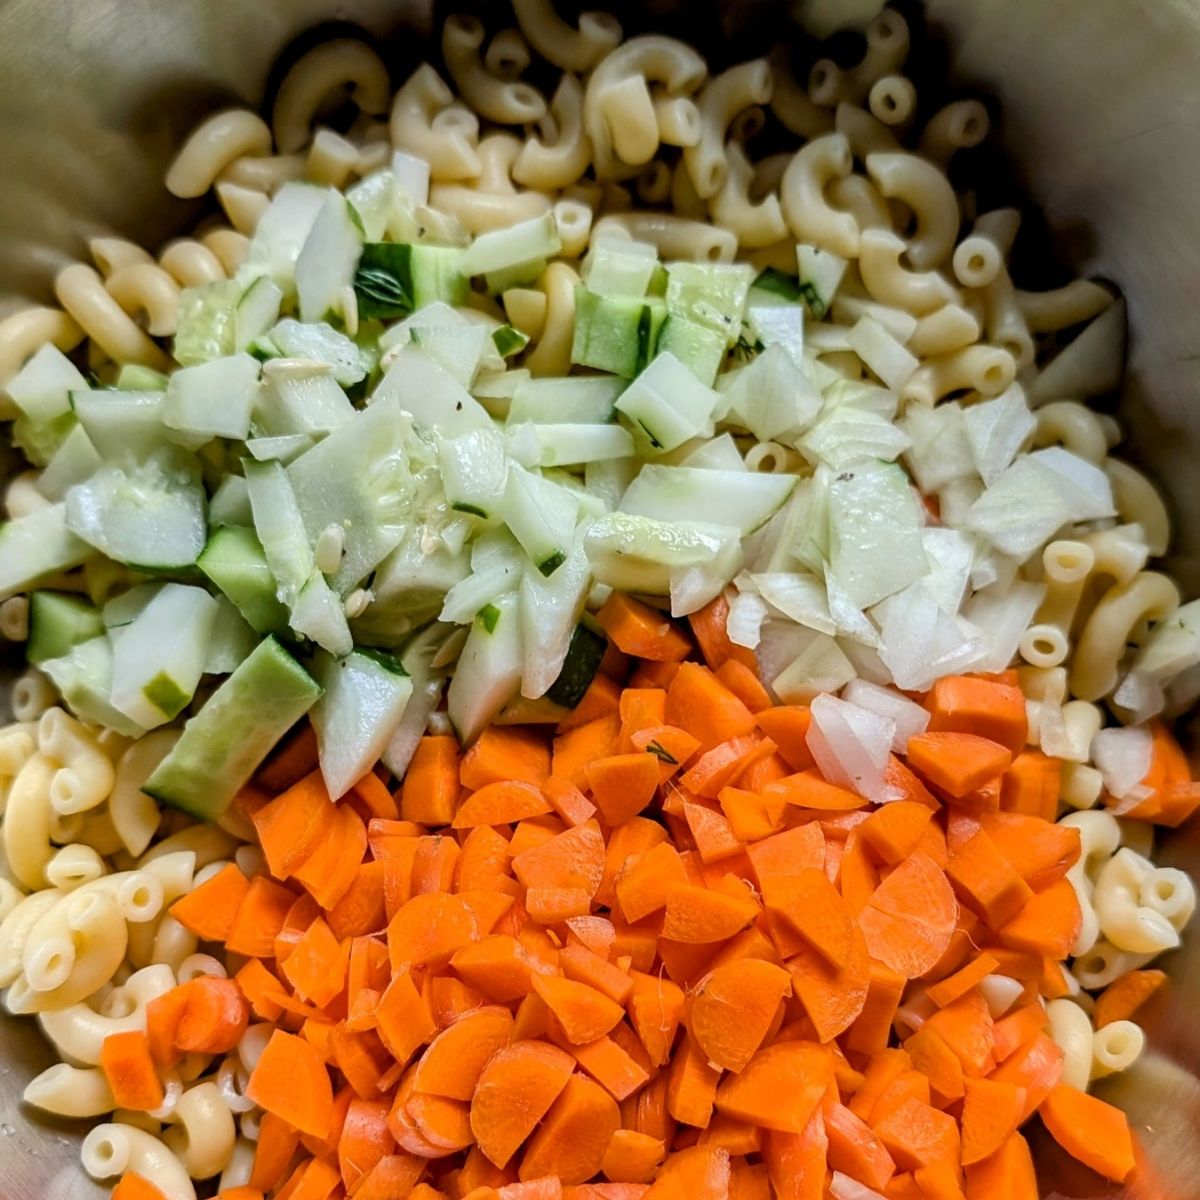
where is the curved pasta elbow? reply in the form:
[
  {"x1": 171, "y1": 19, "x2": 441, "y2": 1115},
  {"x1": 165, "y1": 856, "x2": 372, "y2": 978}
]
[
  {"x1": 1046, "y1": 998, "x2": 1094, "y2": 1091},
  {"x1": 865, "y1": 150, "x2": 960, "y2": 270},
  {"x1": 443, "y1": 14, "x2": 547, "y2": 126},
  {"x1": 390, "y1": 65, "x2": 481, "y2": 182},
  {"x1": 684, "y1": 58, "x2": 773, "y2": 200},
  {"x1": 163, "y1": 1082, "x2": 237, "y2": 1179},
  {"x1": 858, "y1": 228, "x2": 961, "y2": 315},
  {"x1": 165, "y1": 109, "x2": 272, "y2": 199},
  {"x1": 780, "y1": 132, "x2": 859, "y2": 258},
  {"x1": 83, "y1": 1124, "x2": 197, "y2": 1200},
  {"x1": 1094, "y1": 848, "x2": 1181, "y2": 954},
  {"x1": 24, "y1": 1063, "x2": 115, "y2": 1117},
  {"x1": 512, "y1": 74, "x2": 593, "y2": 191}
]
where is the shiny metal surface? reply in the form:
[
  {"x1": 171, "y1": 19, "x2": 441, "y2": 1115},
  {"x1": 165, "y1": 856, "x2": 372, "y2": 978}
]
[{"x1": 1, "y1": 0, "x2": 1199, "y2": 1196}]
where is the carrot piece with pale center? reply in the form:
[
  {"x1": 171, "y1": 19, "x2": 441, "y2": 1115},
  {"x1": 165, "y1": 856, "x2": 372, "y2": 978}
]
[
  {"x1": 715, "y1": 1042, "x2": 832, "y2": 1133},
  {"x1": 469, "y1": 1040, "x2": 575, "y2": 1168},
  {"x1": 562, "y1": 1027, "x2": 651, "y2": 1101},
  {"x1": 926, "y1": 675, "x2": 1028, "y2": 753},
  {"x1": 412, "y1": 1006, "x2": 515, "y2": 1101},
  {"x1": 246, "y1": 1029, "x2": 334, "y2": 1138},
  {"x1": 169, "y1": 861, "x2": 249, "y2": 942},
  {"x1": 520, "y1": 1074, "x2": 621, "y2": 1185},
  {"x1": 661, "y1": 882, "x2": 759, "y2": 943},
  {"x1": 1038, "y1": 1083, "x2": 1136, "y2": 1183},
  {"x1": 905, "y1": 732, "x2": 1013, "y2": 799},
  {"x1": 687, "y1": 959, "x2": 792, "y2": 1072},
  {"x1": 533, "y1": 974, "x2": 626, "y2": 1044},
  {"x1": 857, "y1": 853, "x2": 958, "y2": 978}
]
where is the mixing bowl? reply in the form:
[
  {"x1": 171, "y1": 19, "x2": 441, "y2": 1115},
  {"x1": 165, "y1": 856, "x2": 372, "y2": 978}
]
[{"x1": 0, "y1": 0, "x2": 1198, "y2": 1195}]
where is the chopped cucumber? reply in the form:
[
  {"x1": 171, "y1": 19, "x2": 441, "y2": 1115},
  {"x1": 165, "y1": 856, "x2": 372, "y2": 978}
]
[
  {"x1": 381, "y1": 304, "x2": 490, "y2": 388},
  {"x1": 621, "y1": 464, "x2": 795, "y2": 535},
  {"x1": 72, "y1": 390, "x2": 168, "y2": 459},
  {"x1": 285, "y1": 392, "x2": 411, "y2": 592},
  {"x1": 114, "y1": 364, "x2": 169, "y2": 392},
  {"x1": 267, "y1": 319, "x2": 367, "y2": 386},
  {"x1": 584, "y1": 456, "x2": 638, "y2": 512},
  {"x1": 346, "y1": 168, "x2": 397, "y2": 241},
  {"x1": 174, "y1": 280, "x2": 241, "y2": 365},
  {"x1": 40, "y1": 635, "x2": 146, "y2": 738},
  {"x1": 370, "y1": 528, "x2": 471, "y2": 622},
  {"x1": 311, "y1": 648, "x2": 413, "y2": 798},
  {"x1": 544, "y1": 623, "x2": 606, "y2": 709},
  {"x1": 584, "y1": 512, "x2": 741, "y2": 594},
  {"x1": 254, "y1": 359, "x2": 354, "y2": 436},
  {"x1": 583, "y1": 237, "x2": 658, "y2": 298},
  {"x1": 65, "y1": 449, "x2": 206, "y2": 570},
  {"x1": 27, "y1": 591, "x2": 103, "y2": 664},
  {"x1": 519, "y1": 535, "x2": 592, "y2": 699},
  {"x1": 380, "y1": 620, "x2": 453, "y2": 777},
  {"x1": 295, "y1": 190, "x2": 363, "y2": 323},
  {"x1": 290, "y1": 569, "x2": 353, "y2": 656},
  {"x1": 460, "y1": 213, "x2": 562, "y2": 277},
  {"x1": 143, "y1": 637, "x2": 322, "y2": 819},
  {"x1": 507, "y1": 376, "x2": 624, "y2": 426},
  {"x1": 373, "y1": 343, "x2": 493, "y2": 437},
  {"x1": 203, "y1": 598, "x2": 259, "y2": 674},
  {"x1": 751, "y1": 267, "x2": 803, "y2": 304},
  {"x1": 500, "y1": 465, "x2": 580, "y2": 576},
  {"x1": 655, "y1": 315, "x2": 728, "y2": 386},
  {"x1": 446, "y1": 591, "x2": 522, "y2": 744},
  {"x1": 37, "y1": 425, "x2": 102, "y2": 501},
  {"x1": 492, "y1": 325, "x2": 530, "y2": 358},
  {"x1": 615, "y1": 351, "x2": 719, "y2": 453},
  {"x1": 535, "y1": 424, "x2": 635, "y2": 467},
  {"x1": 164, "y1": 353, "x2": 261, "y2": 443},
  {"x1": 245, "y1": 433, "x2": 315, "y2": 463},
  {"x1": 209, "y1": 476, "x2": 253, "y2": 528},
  {"x1": 665, "y1": 262, "x2": 756, "y2": 344},
  {"x1": 243, "y1": 181, "x2": 327, "y2": 291},
  {"x1": 111, "y1": 583, "x2": 218, "y2": 728},
  {"x1": 235, "y1": 276, "x2": 284, "y2": 353},
  {"x1": 13, "y1": 410, "x2": 77, "y2": 467},
  {"x1": 439, "y1": 427, "x2": 509, "y2": 518},
  {"x1": 571, "y1": 289, "x2": 667, "y2": 378},
  {"x1": 796, "y1": 244, "x2": 848, "y2": 319},
  {"x1": 197, "y1": 525, "x2": 289, "y2": 634},
  {"x1": 353, "y1": 242, "x2": 468, "y2": 318},
  {"x1": 441, "y1": 558, "x2": 525, "y2": 625},
  {"x1": 0, "y1": 504, "x2": 92, "y2": 596},
  {"x1": 7, "y1": 344, "x2": 87, "y2": 421},
  {"x1": 103, "y1": 583, "x2": 159, "y2": 642},
  {"x1": 828, "y1": 461, "x2": 929, "y2": 609},
  {"x1": 495, "y1": 695, "x2": 570, "y2": 725},
  {"x1": 243, "y1": 458, "x2": 314, "y2": 605}
]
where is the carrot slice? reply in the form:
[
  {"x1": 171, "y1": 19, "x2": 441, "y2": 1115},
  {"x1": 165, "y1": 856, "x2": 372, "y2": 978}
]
[
  {"x1": 533, "y1": 974, "x2": 625, "y2": 1044},
  {"x1": 226, "y1": 875, "x2": 299, "y2": 957},
  {"x1": 565, "y1": 1030, "x2": 651, "y2": 1101},
  {"x1": 169, "y1": 862, "x2": 249, "y2": 942},
  {"x1": 597, "y1": 593, "x2": 692, "y2": 662},
  {"x1": 520, "y1": 1074, "x2": 621, "y2": 1185},
  {"x1": 753, "y1": 707, "x2": 814, "y2": 772},
  {"x1": 649, "y1": 1143, "x2": 731, "y2": 1200},
  {"x1": 292, "y1": 801, "x2": 367, "y2": 911},
  {"x1": 764, "y1": 770, "x2": 865, "y2": 811},
  {"x1": 246, "y1": 1029, "x2": 334, "y2": 1138},
  {"x1": 174, "y1": 976, "x2": 251, "y2": 1055},
  {"x1": 859, "y1": 802, "x2": 934, "y2": 866},
  {"x1": 666, "y1": 663, "x2": 758, "y2": 752},
  {"x1": 825, "y1": 1103, "x2": 896, "y2": 1192},
  {"x1": 554, "y1": 715, "x2": 622, "y2": 788},
  {"x1": 712, "y1": 1040, "x2": 829, "y2": 1134},
  {"x1": 376, "y1": 966, "x2": 437, "y2": 1065},
  {"x1": 461, "y1": 726, "x2": 551, "y2": 791},
  {"x1": 1000, "y1": 751, "x2": 1060, "y2": 820},
  {"x1": 873, "y1": 1096, "x2": 960, "y2": 1171},
  {"x1": 788, "y1": 921, "x2": 871, "y2": 1043},
  {"x1": 926, "y1": 675, "x2": 1028, "y2": 753},
  {"x1": 511, "y1": 818, "x2": 604, "y2": 897},
  {"x1": 469, "y1": 1040, "x2": 575, "y2": 1168},
  {"x1": 762, "y1": 1108, "x2": 827, "y2": 1200},
  {"x1": 997, "y1": 877, "x2": 1081, "y2": 958},
  {"x1": 688, "y1": 594, "x2": 759, "y2": 674},
  {"x1": 453, "y1": 780, "x2": 553, "y2": 827},
  {"x1": 905, "y1": 732, "x2": 1013, "y2": 799},
  {"x1": 960, "y1": 1077, "x2": 1025, "y2": 1165},
  {"x1": 111, "y1": 1175, "x2": 169, "y2": 1200},
  {"x1": 586, "y1": 753, "x2": 661, "y2": 825},
  {"x1": 688, "y1": 959, "x2": 792, "y2": 1072},
  {"x1": 401, "y1": 735, "x2": 460, "y2": 825},
  {"x1": 1039, "y1": 1083, "x2": 1136, "y2": 1183},
  {"x1": 337, "y1": 1096, "x2": 393, "y2": 1192},
  {"x1": 601, "y1": 1129, "x2": 666, "y2": 1185},
  {"x1": 662, "y1": 882, "x2": 759, "y2": 943},
  {"x1": 978, "y1": 811, "x2": 1081, "y2": 891},
  {"x1": 411, "y1": 1006, "x2": 514, "y2": 1101},
  {"x1": 857, "y1": 853, "x2": 958, "y2": 978},
  {"x1": 1095, "y1": 968, "x2": 1168, "y2": 1028},
  {"x1": 100, "y1": 1031, "x2": 164, "y2": 1112},
  {"x1": 946, "y1": 829, "x2": 1034, "y2": 929},
  {"x1": 252, "y1": 769, "x2": 333, "y2": 879},
  {"x1": 963, "y1": 1132, "x2": 1038, "y2": 1200},
  {"x1": 765, "y1": 867, "x2": 855, "y2": 967}
]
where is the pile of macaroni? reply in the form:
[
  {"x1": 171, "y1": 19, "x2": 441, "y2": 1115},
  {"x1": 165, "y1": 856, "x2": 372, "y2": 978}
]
[{"x1": 0, "y1": 1, "x2": 1197, "y2": 1197}]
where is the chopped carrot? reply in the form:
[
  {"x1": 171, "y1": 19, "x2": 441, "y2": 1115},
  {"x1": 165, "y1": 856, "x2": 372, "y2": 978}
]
[
  {"x1": 618, "y1": 689, "x2": 668, "y2": 752},
  {"x1": 533, "y1": 974, "x2": 625, "y2": 1044},
  {"x1": 960, "y1": 1078, "x2": 1024, "y2": 1166},
  {"x1": 337, "y1": 1096, "x2": 393, "y2": 1192},
  {"x1": 111, "y1": 1176, "x2": 168, "y2": 1200},
  {"x1": 997, "y1": 878, "x2": 1081, "y2": 958},
  {"x1": 946, "y1": 829, "x2": 1034, "y2": 929},
  {"x1": 542, "y1": 775, "x2": 597, "y2": 826},
  {"x1": 926, "y1": 676, "x2": 1028, "y2": 753},
  {"x1": 246, "y1": 1029, "x2": 334, "y2": 1138},
  {"x1": 602, "y1": 1130, "x2": 665, "y2": 1184},
  {"x1": 1095, "y1": 968, "x2": 1168, "y2": 1028},
  {"x1": 977, "y1": 812, "x2": 1080, "y2": 892},
  {"x1": 989, "y1": 1033, "x2": 1064, "y2": 1120},
  {"x1": 859, "y1": 802, "x2": 934, "y2": 866},
  {"x1": 144, "y1": 984, "x2": 190, "y2": 1069},
  {"x1": 687, "y1": 959, "x2": 792, "y2": 1071},
  {"x1": 252, "y1": 769, "x2": 334, "y2": 880},
  {"x1": 857, "y1": 853, "x2": 958, "y2": 978},
  {"x1": 453, "y1": 780, "x2": 554, "y2": 827},
  {"x1": 584, "y1": 753, "x2": 660, "y2": 825},
  {"x1": 521, "y1": 1074, "x2": 621, "y2": 1185},
  {"x1": 762, "y1": 1108, "x2": 827, "y2": 1200},
  {"x1": 715, "y1": 660, "x2": 772, "y2": 713},
  {"x1": 752, "y1": 707, "x2": 814, "y2": 771},
  {"x1": 1039, "y1": 1083, "x2": 1136, "y2": 1183},
  {"x1": 666, "y1": 663, "x2": 758, "y2": 752},
  {"x1": 554, "y1": 715, "x2": 621, "y2": 788},
  {"x1": 905, "y1": 733, "x2": 1013, "y2": 799},
  {"x1": 666, "y1": 1033, "x2": 721, "y2": 1128},
  {"x1": 825, "y1": 1103, "x2": 896, "y2": 1192},
  {"x1": 923, "y1": 989, "x2": 994, "y2": 1076},
  {"x1": 999, "y1": 750, "x2": 1060, "y2": 821},
  {"x1": 688, "y1": 594, "x2": 759, "y2": 674},
  {"x1": 462, "y1": 726, "x2": 551, "y2": 791},
  {"x1": 174, "y1": 976, "x2": 251, "y2": 1055},
  {"x1": 926, "y1": 952, "x2": 1000, "y2": 1010},
  {"x1": 564, "y1": 1030, "x2": 651, "y2": 1101},
  {"x1": 557, "y1": 672, "x2": 623, "y2": 733},
  {"x1": 402, "y1": 735, "x2": 461, "y2": 824},
  {"x1": 326, "y1": 860, "x2": 387, "y2": 940},
  {"x1": 682, "y1": 801, "x2": 745, "y2": 864},
  {"x1": 764, "y1": 770, "x2": 866, "y2": 811},
  {"x1": 905, "y1": 1027, "x2": 965, "y2": 1104},
  {"x1": 990, "y1": 1004, "x2": 1049, "y2": 1064},
  {"x1": 843, "y1": 960, "x2": 906, "y2": 1056},
  {"x1": 169, "y1": 862, "x2": 249, "y2": 942},
  {"x1": 100, "y1": 1031, "x2": 163, "y2": 1112},
  {"x1": 291, "y1": 801, "x2": 367, "y2": 910},
  {"x1": 224, "y1": 873, "x2": 305, "y2": 960},
  {"x1": 280, "y1": 916, "x2": 349, "y2": 1009},
  {"x1": 873, "y1": 1097, "x2": 960, "y2": 1171},
  {"x1": 597, "y1": 593, "x2": 692, "y2": 662},
  {"x1": 681, "y1": 735, "x2": 770, "y2": 799},
  {"x1": 630, "y1": 725, "x2": 702, "y2": 781},
  {"x1": 788, "y1": 923, "x2": 871, "y2": 1043},
  {"x1": 349, "y1": 769, "x2": 398, "y2": 821},
  {"x1": 662, "y1": 882, "x2": 758, "y2": 943},
  {"x1": 963, "y1": 1130, "x2": 1038, "y2": 1200}
]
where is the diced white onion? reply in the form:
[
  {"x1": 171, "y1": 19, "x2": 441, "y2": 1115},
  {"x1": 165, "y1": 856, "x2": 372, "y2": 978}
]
[{"x1": 842, "y1": 678, "x2": 930, "y2": 753}]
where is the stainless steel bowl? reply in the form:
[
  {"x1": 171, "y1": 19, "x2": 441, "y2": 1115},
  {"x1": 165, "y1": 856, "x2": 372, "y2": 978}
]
[{"x1": 1, "y1": 0, "x2": 1199, "y2": 1195}]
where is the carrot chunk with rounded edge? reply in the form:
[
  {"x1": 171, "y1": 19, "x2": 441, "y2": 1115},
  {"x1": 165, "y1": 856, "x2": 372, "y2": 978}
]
[
  {"x1": 963, "y1": 1130, "x2": 1038, "y2": 1200},
  {"x1": 175, "y1": 977, "x2": 251, "y2": 1055},
  {"x1": 533, "y1": 974, "x2": 625, "y2": 1044},
  {"x1": 647, "y1": 1143, "x2": 731, "y2": 1200},
  {"x1": 859, "y1": 802, "x2": 934, "y2": 866},
  {"x1": 170, "y1": 862, "x2": 249, "y2": 941},
  {"x1": 825, "y1": 1103, "x2": 896, "y2": 1192},
  {"x1": 470, "y1": 1040, "x2": 575, "y2": 1168},
  {"x1": 386, "y1": 892, "x2": 481, "y2": 970},
  {"x1": 764, "y1": 770, "x2": 865, "y2": 811},
  {"x1": 602, "y1": 1129, "x2": 665, "y2": 1184},
  {"x1": 997, "y1": 877, "x2": 1081, "y2": 958},
  {"x1": 715, "y1": 660, "x2": 772, "y2": 713},
  {"x1": 111, "y1": 1176, "x2": 168, "y2": 1200},
  {"x1": 100, "y1": 1031, "x2": 164, "y2": 1112},
  {"x1": 1000, "y1": 751, "x2": 1060, "y2": 820},
  {"x1": 627, "y1": 972, "x2": 685, "y2": 1068},
  {"x1": 586, "y1": 754, "x2": 661, "y2": 825},
  {"x1": 989, "y1": 1033, "x2": 1063, "y2": 1119},
  {"x1": 766, "y1": 867, "x2": 855, "y2": 966},
  {"x1": 905, "y1": 1027, "x2": 965, "y2": 1104},
  {"x1": 337, "y1": 1097, "x2": 393, "y2": 1192},
  {"x1": 1095, "y1": 968, "x2": 1168, "y2": 1028},
  {"x1": 451, "y1": 935, "x2": 553, "y2": 1003},
  {"x1": 689, "y1": 594, "x2": 759, "y2": 673},
  {"x1": 292, "y1": 801, "x2": 366, "y2": 910},
  {"x1": 873, "y1": 1097, "x2": 960, "y2": 1171},
  {"x1": 512, "y1": 819, "x2": 604, "y2": 897},
  {"x1": 662, "y1": 882, "x2": 758, "y2": 943},
  {"x1": 348, "y1": 1153, "x2": 426, "y2": 1200},
  {"x1": 687, "y1": 959, "x2": 792, "y2": 1071},
  {"x1": 960, "y1": 1078, "x2": 1025, "y2": 1165},
  {"x1": 520, "y1": 1073, "x2": 621, "y2": 1185},
  {"x1": 753, "y1": 706, "x2": 814, "y2": 771},
  {"x1": 978, "y1": 812, "x2": 1080, "y2": 891},
  {"x1": 615, "y1": 841, "x2": 690, "y2": 923},
  {"x1": 1039, "y1": 1083, "x2": 1136, "y2": 1183},
  {"x1": 543, "y1": 775, "x2": 597, "y2": 826},
  {"x1": 555, "y1": 716, "x2": 622, "y2": 789},
  {"x1": 246, "y1": 1029, "x2": 333, "y2": 1138},
  {"x1": 564, "y1": 1030, "x2": 651, "y2": 1101},
  {"x1": 597, "y1": 593, "x2": 692, "y2": 662},
  {"x1": 401, "y1": 736, "x2": 460, "y2": 824},
  {"x1": 718, "y1": 787, "x2": 786, "y2": 842},
  {"x1": 946, "y1": 830, "x2": 1034, "y2": 929},
  {"x1": 788, "y1": 922, "x2": 871, "y2": 1043},
  {"x1": 683, "y1": 802, "x2": 745, "y2": 863},
  {"x1": 715, "y1": 1041, "x2": 831, "y2": 1133},
  {"x1": 926, "y1": 952, "x2": 1000, "y2": 1009},
  {"x1": 252, "y1": 770, "x2": 332, "y2": 879},
  {"x1": 681, "y1": 734, "x2": 768, "y2": 798},
  {"x1": 666, "y1": 663, "x2": 757, "y2": 752},
  {"x1": 745, "y1": 824, "x2": 825, "y2": 887},
  {"x1": 905, "y1": 733, "x2": 1013, "y2": 798},
  {"x1": 560, "y1": 943, "x2": 634, "y2": 1005},
  {"x1": 280, "y1": 916, "x2": 348, "y2": 1008},
  {"x1": 927, "y1": 676, "x2": 1028, "y2": 753},
  {"x1": 843, "y1": 960, "x2": 906, "y2": 1056},
  {"x1": 412, "y1": 1006, "x2": 514, "y2": 1101},
  {"x1": 665, "y1": 1033, "x2": 720, "y2": 1127},
  {"x1": 375, "y1": 966, "x2": 436, "y2": 1064},
  {"x1": 763, "y1": 1107, "x2": 827, "y2": 1200},
  {"x1": 857, "y1": 853, "x2": 958, "y2": 978},
  {"x1": 453, "y1": 780, "x2": 553, "y2": 827},
  {"x1": 462, "y1": 727, "x2": 550, "y2": 793},
  {"x1": 226, "y1": 875, "x2": 298, "y2": 958}
]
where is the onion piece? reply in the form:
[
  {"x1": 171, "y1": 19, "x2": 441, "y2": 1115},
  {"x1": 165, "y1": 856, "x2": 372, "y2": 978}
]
[
  {"x1": 842, "y1": 678, "x2": 930, "y2": 754},
  {"x1": 807, "y1": 693, "x2": 899, "y2": 803},
  {"x1": 1091, "y1": 725, "x2": 1153, "y2": 801}
]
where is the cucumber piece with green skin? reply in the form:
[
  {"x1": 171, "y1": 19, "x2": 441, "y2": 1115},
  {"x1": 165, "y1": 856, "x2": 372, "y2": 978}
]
[
  {"x1": 243, "y1": 458, "x2": 313, "y2": 606},
  {"x1": 439, "y1": 426, "x2": 509, "y2": 519},
  {"x1": 583, "y1": 237, "x2": 658, "y2": 298},
  {"x1": 446, "y1": 591, "x2": 522, "y2": 745},
  {"x1": 208, "y1": 476, "x2": 253, "y2": 528},
  {"x1": 111, "y1": 583, "x2": 218, "y2": 728},
  {"x1": 615, "y1": 351, "x2": 719, "y2": 454},
  {"x1": 27, "y1": 591, "x2": 103, "y2": 665},
  {"x1": 353, "y1": 242, "x2": 468, "y2": 318},
  {"x1": 295, "y1": 190, "x2": 363, "y2": 324},
  {"x1": 143, "y1": 636, "x2": 322, "y2": 819},
  {"x1": 37, "y1": 425, "x2": 102, "y2": 501},
  {"x1": 203, "y1": 598, "x2": 258, "y2": 674},
  {"x1": 583, "y1": 512, "x2": 742, "y2": 594},
  {"x1": 65, "y1": 448, "x2": 207, "y2": 571},
  {"x1": 164, "y1": 353, "x2": 261, "y2": 443},
  {"x1": 197, "y1": 525, "x2": 289, "y2": 635},
  {"x1": 174, "y1": 280, "x2": 241, "y2": 365},
  {"x1": 311, "y1": 648, "x2": 413, "y2": 799},
  {"x1": 500, "y1": 464, "x2": 580, "y2": 577},
  {"x1": 492, "y1": 325, "x2": 530, "y2": 358},
  {"x1": 655, "y1": 315, "x2": 728, "y2": 386},
  {"x1": 507, "y1": 376, "x2": 624, "y2": 427},
  {"x1": 40, "y1": 635, "x2": 147, "y2": 738},
  {"x1": 0, "y1": 504, "x2": 92, "y2": 597},
  {"x1": 544, "y1": 623, "x2": 606, "y2": 709},
  {"x1": 12, "y1": 410, "x2": 77, "y2": 467},
  {"x1": 519, "y1": 534, "x2": 592, "y2": 699},
  {"x1": 571, "y1": 289, "x2": 667, "y2": 378},
  {"x1": 102, "y1": 583, "x2": 159, "y2": 643},
  {"x1": 460, "y1": 213, "x2": 561, "y2": 277},
  {"x1": 235, "y1": 277, "x2": 283, "y2": 353},
  {"x1": 289, "y1": 569, "x2": 353, "y2": 657},
  {"x1": 665, "y1": 262, "x2": 756, "y2": 343},
  {"x1": 114, "y1": 364, "x2": 170, "y2": 392}
]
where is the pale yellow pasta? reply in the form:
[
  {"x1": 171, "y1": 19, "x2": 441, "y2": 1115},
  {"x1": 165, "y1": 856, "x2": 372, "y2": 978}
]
[
  {"x1": 744, "y1": 442, "x2": 803, "y2": 474},
  {"x1": 0, "y1": 594, "x2": 28, "y2": 641},
  {"x1": 24, "y1": 1062, "x2": 116, "y2": 1117},
  {"x1": 978, "y1": 973, "x2": 1023, "y2": 1018},
  {"x1": 835, "y1": 103, "x2": 899, "y2": 161},
  {"x1": 1117, "y1": 818, "x2": 1155, "y2": 858},
  {"x1": 907, "y1": 304, "x2": 981, "y2": 357},
  {"x1": 1061, "y1": 761, "x2": 1105, "y2": 810},
  {"x1": 55, "y1": 264, "x2": 172, "y2": 370},
  {"x1": 868, "y1": 75, "x2": 916, "y2": 127},
  {"x1": 684, "y1": 59, "x2": 773, "y2": 199},
  {"x1": 6, "y1": 471, "x2": 50, "y2": 519},
  {"x1": 1046, "y1": 998, "x2": 1094, "y2": 1090},
  {"x1": 554, "y1": 199, "x2": 593, "y2": 259},
  {"x1": 1071, "y1": 571, "x2": 1180, "y2": 701},
  {"x1": 3, "y1": 752, "x2": 56, "y2": 890},
  {"x1": 83, "y1": 1123, "x2": 196, "y2": 1200},
  {"x1": 951, "y1": 234, "x2": 1002, "y2": 289},
  {"x1": 845, "y1": 8, "x2": 911, "y2": 100},
  {"x1": 1105, "y1": 458, "x2": 1171, "y2": 558},
  {"x1": 510, "y1": 0, "x2": 622, "y2": 73},
  {"x1": 37, "y1": 964, "x2": 175, "y2": 1063},
  {"x1": 709, "y1": 143, "x2": 788, "y2": 249},
  {"x1": 353, "y1": 139, "x2": 392, "y2": 178},
  {"x1": 1094, "y1": 847, "x2": 1180, "y2": 954},
  {"x1": 443, "y1": 14, "x2": 547, "y2": 126},
  {"x1": 200, "y1": 229, "x2": 249, "y2": 278},
  {"x1": 271, "y1": 39, "x2": 389, "y2": 155},
  {"x1": 981, "y1": 265, "x2": 1035, "y2": 369},
  {"x1": 75, "y1": 805, "x2": 125, "y2": 858},
  {"x1": 212, "y1": 182, "x2": 267, "y2": 237},
  {"x1": 583, "y1": 35, "x2": 707, "y2": 178},
  {"x1": 233, "y1": 844, "x2": 266, "y2": 880},
  {"x1": 526, "y1": 261, "x2": 581, "y2": 378},
  {"x1": 653, "y1": 96, "x2": 702, "y2": 149},
  {"x1": 669, "y1": 159, "x2": 707, "y2": 222},
  {"x1": 900, "y1": 344, "x2": 1015, "y2": 405},
  {"x1": 127, "y1": 913, "x2": 197, "y2": 976},
  {"x1": 0, "y1": 306, "x2": 85, "y2": 404},
  {"x1": 1015, "y1": 278, "x2": 1114, "y2": 334},
  {"x1": 218, "y1": 153, "x2": 306, "y2": 194},
  {"x1": 592, "y1": 212, "x2": 736, "y2": 264},
  {"x1": 512, "y1": 74, "x2": 592, "y2": 192},
  {"x1": 163, "y1": 1081, "x2": 237, "y2": 1179},
  {"x1": 159, "y1": 240, "x2": 226, "y2": 288},
  {"x1": 917, "y1": 99, "x2": 990, "y2": 164},
  {"x1": 1019, "y1": 623, "x2": 1069, "y2": 669},
  {"x1": 239, "y1": 1108, "x2": 263, "y2": 1142},
  {"x1": 1081, "y1": 525, "x2": 1150, "y2": 591},
  {"x1": 429, "y1": 184, "x2": 553, "y2": 236},
  {"x1": 1060, "y1": 809, "x2": 1119, "y2": 953},
  {"x1": 807, "y1": 60, "x2": 845, "y2": 109},
  {"x1": 597, "y1": 75, "x2": 659, "y2": 167},
  {"x1": 390, "y1": 65, "x2": 481, "y2": 182},
  {"x1": 140, "y1": 824, "x2": 238, "y2": 870},
  {"x1": 780, "y1": 132, "x2": 859, "y2": 258},
  {"x1": 104, "y1": 264, "x2": 182, "y2": 339},
  {"x1": 636, "y1": 161, "x2": 673, "y2": 207},
  {"x1": 502, "y1": 288, "x2": 548, "y2": 340},
  {"x1": 89, "y1": 237, "x2": 155, "y2": 279},
  {"x1": 0, "y1": 877, "x2": 23, "y2": 924},
  {"x1": 166, "y1": 110, "x2": 273, "y2": 200},
  {"x1": 767, "y1": 46, "x2": 834, "y2": 140},
  {"x1": 858, "y1": 229, "x2": 960, "y2": 314},
  {"x1": 302, "y1": 128, "x2": 359, "y2": 190},
  {"x1": 827, "y1": 175, "x2": 891, "y2": 231},
  {"x1": 1033, "y1": 401, "x2": 1109, "y2": 465},
  {"x1": 109, "y1": 731, "x2": 176, "y2": 858},
  {"x1": 45, "y1": 844, "x2": 105, "y2": 891},
  {"x1": 219, "y1": 1139, "x2": 257, "y2": 1192},
  {"x1": 1019, "y1": 664, "x2": 1069, "y2": 705},
  {"x1": 484, "y1": 28, "x2": 531, "y2": 81},
  {"x1": 1139, "y1": 866, "x2": 1196, "y2": 931},
  {"x1": 216, "y1": 1058, "x2": 258, "y2": 1116},
  {"x1": 40, "y1": 707, "x2": 115, "y2": 817},
  {"x1": 0, "y1": 888, "x2": 62, "y2": 988},
  {"x1": 1091, "y1": 1020, "x2": 1145, "y2": 1080}
]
